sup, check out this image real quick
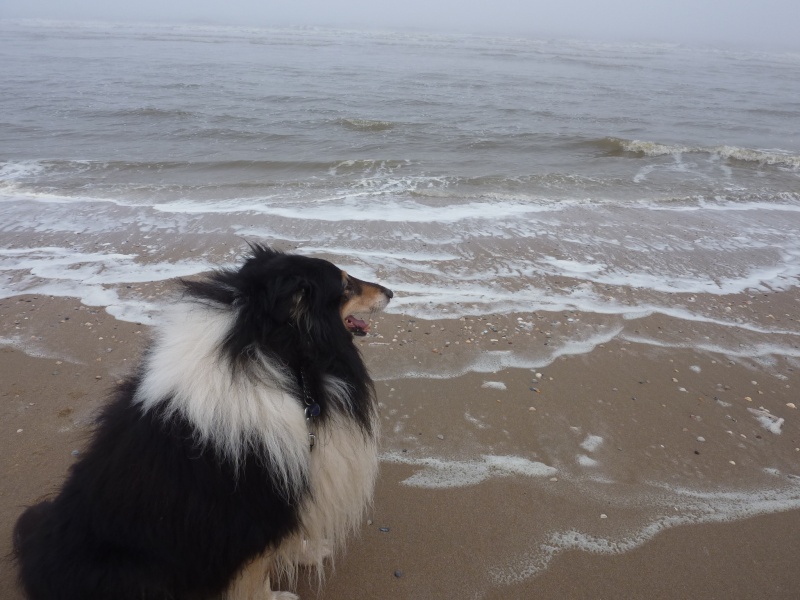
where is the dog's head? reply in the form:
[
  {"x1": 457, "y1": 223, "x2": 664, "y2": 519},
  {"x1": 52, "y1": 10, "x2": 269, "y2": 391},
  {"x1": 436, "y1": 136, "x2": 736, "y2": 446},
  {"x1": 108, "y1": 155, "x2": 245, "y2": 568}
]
[
  {"x1": 277, "y1": 256, "x2": 393, "y2": 339},
  {"x1": 339, "y1": 270, "x2": 393, "y2": 336},
  {"x1": 189, "y1": 245, "x2": 393, "y2": 350}
]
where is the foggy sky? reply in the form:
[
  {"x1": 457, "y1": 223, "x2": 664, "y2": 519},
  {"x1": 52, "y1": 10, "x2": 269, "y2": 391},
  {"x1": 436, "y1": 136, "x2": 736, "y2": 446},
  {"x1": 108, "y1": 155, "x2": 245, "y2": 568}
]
[{"x1": 2, "y1": 0, "x2": 799, "y2": 50}]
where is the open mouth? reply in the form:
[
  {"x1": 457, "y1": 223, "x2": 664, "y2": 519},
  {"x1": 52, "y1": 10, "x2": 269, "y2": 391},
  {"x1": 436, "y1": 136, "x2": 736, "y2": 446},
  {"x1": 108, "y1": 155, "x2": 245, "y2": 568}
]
[{"x1": 344, "y1": 314, "x2": 370, "y2": 336}]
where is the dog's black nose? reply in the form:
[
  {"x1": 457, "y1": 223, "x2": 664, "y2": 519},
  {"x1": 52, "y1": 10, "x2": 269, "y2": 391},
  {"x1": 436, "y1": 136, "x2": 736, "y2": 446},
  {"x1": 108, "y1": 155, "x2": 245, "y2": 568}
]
[{"x1": 383, "y1": 287, "x2": 394, "y2": 299}]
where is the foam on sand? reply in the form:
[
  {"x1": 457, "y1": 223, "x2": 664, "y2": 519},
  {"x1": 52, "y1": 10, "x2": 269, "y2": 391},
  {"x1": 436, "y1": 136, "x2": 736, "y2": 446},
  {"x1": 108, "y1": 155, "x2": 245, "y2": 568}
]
[
  {"x1": 382, "y1": 452, "x2": 558, "y2": 489},
  {"x1": 0, "y1": 247, "x2": 211, "y2": 324},
  {"x1": 481, "y1": 381, "x2": 507, "y2": 390},
  {"x1": 748, "y1": 407, "x2": 784, "y2": 435},
  {"x1": 490, "y1": 479, "x2": 800, "y2": 585},
  {"x1": 0, "y1": 335, "x2": 80, "y2": 363},
  {"x1": 580, "y1": 434, "x2": 604, "y2": 453}
]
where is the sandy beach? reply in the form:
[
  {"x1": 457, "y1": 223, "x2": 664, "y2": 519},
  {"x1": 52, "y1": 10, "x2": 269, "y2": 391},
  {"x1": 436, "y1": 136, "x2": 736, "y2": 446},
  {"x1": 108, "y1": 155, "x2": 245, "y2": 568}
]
[{"x1": 2, "y1": 291, "x2": 799, "y2": 599}]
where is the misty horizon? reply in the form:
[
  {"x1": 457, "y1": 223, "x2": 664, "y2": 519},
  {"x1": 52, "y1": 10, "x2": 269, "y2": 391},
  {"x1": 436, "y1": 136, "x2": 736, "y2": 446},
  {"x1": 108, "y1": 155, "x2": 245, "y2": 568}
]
[{"x1": 2, "y1": 0, "x2": 799, "y2": 51}]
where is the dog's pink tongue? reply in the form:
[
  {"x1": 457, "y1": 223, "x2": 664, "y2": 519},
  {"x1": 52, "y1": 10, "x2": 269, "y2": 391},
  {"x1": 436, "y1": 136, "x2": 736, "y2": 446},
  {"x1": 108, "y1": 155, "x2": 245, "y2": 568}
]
[{"x1": 345, "y1": 315, "x2": 369, "y2": 334}]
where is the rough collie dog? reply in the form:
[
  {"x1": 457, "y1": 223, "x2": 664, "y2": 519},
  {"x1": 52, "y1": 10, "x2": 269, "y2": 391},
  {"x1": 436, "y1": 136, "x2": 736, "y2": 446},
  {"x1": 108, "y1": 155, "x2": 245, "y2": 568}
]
[{"x1": 13, "y1": 245, "x2": 393, "y2": 600}]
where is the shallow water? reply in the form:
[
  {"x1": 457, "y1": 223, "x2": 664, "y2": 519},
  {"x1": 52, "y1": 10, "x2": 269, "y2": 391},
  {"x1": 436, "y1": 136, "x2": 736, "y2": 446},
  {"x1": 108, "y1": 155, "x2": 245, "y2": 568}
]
[{"x1": 2, "y1": 21, "x2": 799, "y2": 350}]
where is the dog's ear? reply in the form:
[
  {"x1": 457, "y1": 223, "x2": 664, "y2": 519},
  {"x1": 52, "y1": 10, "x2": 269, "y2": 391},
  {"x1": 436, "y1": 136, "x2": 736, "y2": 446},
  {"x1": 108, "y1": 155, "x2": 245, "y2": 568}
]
[
  {"x1": 290, "y1": 275, "x2": 348, "y2": 347},
  {"x1": 258, "y1": 274, "x2": 310, "y2": 326},
  {"x1": 288, "y1": 282, "x2": 310, "y2": 327}
]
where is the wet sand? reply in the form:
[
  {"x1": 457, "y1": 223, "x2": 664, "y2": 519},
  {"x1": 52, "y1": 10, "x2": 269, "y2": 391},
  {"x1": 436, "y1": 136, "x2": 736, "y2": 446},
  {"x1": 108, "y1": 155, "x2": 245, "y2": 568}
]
[{"x1": 2, "y1": 294, "x2": 799, "y2": 599}]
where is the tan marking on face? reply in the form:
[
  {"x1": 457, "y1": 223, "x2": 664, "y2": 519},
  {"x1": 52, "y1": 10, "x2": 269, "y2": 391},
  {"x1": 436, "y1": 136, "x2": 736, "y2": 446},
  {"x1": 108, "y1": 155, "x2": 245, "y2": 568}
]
[{"x1": 339, "y1": 272, "x2": 391, "y2": 320}]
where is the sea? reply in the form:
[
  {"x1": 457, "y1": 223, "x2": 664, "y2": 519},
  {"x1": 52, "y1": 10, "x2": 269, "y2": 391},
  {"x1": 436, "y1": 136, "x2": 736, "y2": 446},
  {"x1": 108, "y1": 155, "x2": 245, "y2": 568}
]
[{"x1": 2, "y1": 19, "x2": 800, "y2": 588}]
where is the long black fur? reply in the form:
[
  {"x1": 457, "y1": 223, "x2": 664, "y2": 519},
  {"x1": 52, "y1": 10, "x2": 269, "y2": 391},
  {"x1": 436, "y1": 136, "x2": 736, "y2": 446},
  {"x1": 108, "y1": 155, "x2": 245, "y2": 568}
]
[{"x1": 13, "y1": 246, "x2": 384, "y2": 600}]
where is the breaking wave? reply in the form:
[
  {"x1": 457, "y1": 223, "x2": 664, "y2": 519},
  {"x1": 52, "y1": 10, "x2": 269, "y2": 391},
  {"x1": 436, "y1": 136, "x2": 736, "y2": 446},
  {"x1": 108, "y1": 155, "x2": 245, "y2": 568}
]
[{"x1": 599, "y1": 137, "x2": 800, "y2": 168}]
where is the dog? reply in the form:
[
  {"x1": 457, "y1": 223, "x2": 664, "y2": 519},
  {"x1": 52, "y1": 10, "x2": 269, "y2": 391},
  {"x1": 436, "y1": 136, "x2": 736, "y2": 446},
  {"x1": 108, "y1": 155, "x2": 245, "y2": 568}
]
[{"x1": 13, "y1": 245, "x2": 393, "y2": 600}]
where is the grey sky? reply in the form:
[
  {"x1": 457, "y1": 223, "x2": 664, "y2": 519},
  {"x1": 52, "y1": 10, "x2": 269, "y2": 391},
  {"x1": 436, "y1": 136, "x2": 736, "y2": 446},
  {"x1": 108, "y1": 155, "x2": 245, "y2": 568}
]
[{"x1": 2, "y1": 0, "x2": 799, "y2": 50}]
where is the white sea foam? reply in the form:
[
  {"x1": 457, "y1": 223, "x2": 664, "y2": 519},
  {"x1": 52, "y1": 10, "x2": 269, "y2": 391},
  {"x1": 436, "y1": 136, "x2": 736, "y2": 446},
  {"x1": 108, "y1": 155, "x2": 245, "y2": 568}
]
[
  {"x1": 481, "y1": 381, "x2": 507, "y2": 390},
  {"x1": 535, "y1": 254, "x2": 800, "y2": 296},
  {"x1": 619, "y1": 139, "x2": 800, "y2": 168},
  {"x1": 384, "y1": 280, "x2": 633, "y2": 320},
  {"x1": 152, "y1": 197, "x2": 560, "y2": 222},
  {"x1": 621, "y1": 139, "x2": 694, "y2": 156},
  {"x1": 297, "y1": 246, "x2": 460, "y2": 263},
  {"x1": 0, "y1": 279, "x2": 159, "y2": 325},
  {"x1": 382, "y1": 452, "x2": 557, "y2": 488},
  {"x1": 0, "y1": 247, "x2": 210, "y2": 323},
  {"x1": 0, "y1": 335, "x2": 80, "y2": 362},
  {"x1": 0, "y1": 247, "x2": 210, "y2": 285},
  {"x1": 540, "y1": 257, "x2": 607, "y2": 275},
  {"x1": 0, "y1": 185, "x2": 131, "y2": 207},
  {"x1": 464, "y1": 413, "x2": 490, "y2": 429},
  {"x1": 0, "y1": 160, "x2": 47, "y2": 181},
  {"x1": 381, "y1": 247, "x2": 800, "y2": 322},
  {"x1": 379, "y1": 325, "x2": 625, "y2": 381},
  {"x1": 580, "y1": 434, "x2": 604, "y2": 453},
  {"x1": 620, "y1": 334, "x2": 800, "y2": 361},
  {"x1": 645, "y1": 197, "x2": 800, "y2": 214},
  {"x1": 748, "y1": 408, "x2": 784, "y2": 435},
  {"x1": 635, "y1": 304, "x2": 800, "y2": 336},
  {"x1": 491, "y1": 480, "x2": 800, "y2": 585}
]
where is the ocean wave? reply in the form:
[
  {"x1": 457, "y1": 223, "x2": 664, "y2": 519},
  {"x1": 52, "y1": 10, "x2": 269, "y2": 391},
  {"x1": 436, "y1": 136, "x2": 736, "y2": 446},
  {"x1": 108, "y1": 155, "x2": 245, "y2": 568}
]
[
  {"x1": 598, "y1": 137, "x2": 800, "y2": 168},
  {"x1": 0, "y1": 159, "x2": 50, "y2": 181},
  {"x1": 641, "y1": 192, "x2": 800, "y2": 213},
  {"x1": 151, "y1": 196, "x2": 560, "y2": 221},
  {"x1": 101, "y1": 107, "x2": 198, "y2": 120},
  {"x1": 337, "y1": 118, "x2": 397, "y2": 132},
  {"x1": 0, "y1": 158, "x2": 412, "y2": 181}
]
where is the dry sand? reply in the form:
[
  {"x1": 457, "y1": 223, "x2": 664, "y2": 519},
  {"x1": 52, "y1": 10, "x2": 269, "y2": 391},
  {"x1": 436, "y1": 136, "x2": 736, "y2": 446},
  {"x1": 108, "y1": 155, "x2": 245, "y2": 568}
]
[{"x1": 2, "y1": 294, "x2": 799, "y2": 599}]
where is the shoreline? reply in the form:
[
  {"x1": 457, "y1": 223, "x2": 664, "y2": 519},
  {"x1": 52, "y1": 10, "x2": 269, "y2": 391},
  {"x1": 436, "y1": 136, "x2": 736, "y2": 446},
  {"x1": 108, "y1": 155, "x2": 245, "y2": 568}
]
[{"x1": 1, "y1": 295, "x2": 799, "y2": 598}]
